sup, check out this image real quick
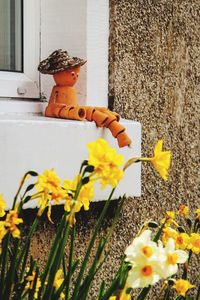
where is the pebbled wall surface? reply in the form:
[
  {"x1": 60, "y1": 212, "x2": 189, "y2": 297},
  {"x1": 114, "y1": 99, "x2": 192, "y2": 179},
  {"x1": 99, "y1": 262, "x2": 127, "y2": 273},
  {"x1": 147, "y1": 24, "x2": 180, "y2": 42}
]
[{"x1": 29, "y1": 1, "x2": 199, "y2": 299}]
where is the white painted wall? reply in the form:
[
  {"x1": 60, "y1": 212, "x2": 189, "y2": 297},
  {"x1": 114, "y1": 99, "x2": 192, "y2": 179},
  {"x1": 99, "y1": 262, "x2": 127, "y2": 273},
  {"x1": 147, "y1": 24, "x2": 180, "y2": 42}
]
[
  {"x1": 41, "y1": 0, "x2": 109, "y2": 107},
  {"x1": 0, "y1": 115, "x2": 141, "y2": 208}
]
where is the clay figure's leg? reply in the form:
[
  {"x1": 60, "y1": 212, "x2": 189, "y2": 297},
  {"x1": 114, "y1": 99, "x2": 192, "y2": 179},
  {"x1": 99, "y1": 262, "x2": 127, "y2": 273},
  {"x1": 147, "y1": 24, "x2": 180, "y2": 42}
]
[
  {"x1": 45, "y1": 103, "x2": 86, "y2": 121},
  {"x1": 84, "y1": 106, "x2": 132, "y2": 147},
  {"x1": 59, "y1": 106, "x2": 86, "y2": 121},
  {"x1": 45, "y1": 103, "x2": 66, "y2": 118}
]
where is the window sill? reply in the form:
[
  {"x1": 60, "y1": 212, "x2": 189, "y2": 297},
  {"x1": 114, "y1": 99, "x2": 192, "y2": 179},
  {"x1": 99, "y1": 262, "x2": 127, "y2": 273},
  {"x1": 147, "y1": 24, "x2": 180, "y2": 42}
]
[
  {"x1": 0, "y1": 99, "x2": 46, "y2": 114},
  {"x1": 0, "y1": 113, "x2": 141, "y2": 208}
]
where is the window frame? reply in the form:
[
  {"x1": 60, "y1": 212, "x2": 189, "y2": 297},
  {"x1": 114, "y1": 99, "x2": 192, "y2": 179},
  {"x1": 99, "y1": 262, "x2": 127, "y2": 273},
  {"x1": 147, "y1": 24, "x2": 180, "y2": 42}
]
[{"x1": 0, "y1": 0, "x2": 40, "y2": 99}]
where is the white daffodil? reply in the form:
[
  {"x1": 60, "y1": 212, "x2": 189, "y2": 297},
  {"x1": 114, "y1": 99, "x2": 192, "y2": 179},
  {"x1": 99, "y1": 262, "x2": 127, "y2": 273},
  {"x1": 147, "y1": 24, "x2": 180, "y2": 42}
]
[
  {"x1": 127, "y1": 258, "x2": 161, "y2": 288},
  {"x1": 125, "y1": 230, "x2": 158, "y2": 263},
  {"x1": 159, "y1": 238, "x2": 188, "y2": 278},
  {"x1": 125, "y1": 230, "x2": 163, "y2": 288}
]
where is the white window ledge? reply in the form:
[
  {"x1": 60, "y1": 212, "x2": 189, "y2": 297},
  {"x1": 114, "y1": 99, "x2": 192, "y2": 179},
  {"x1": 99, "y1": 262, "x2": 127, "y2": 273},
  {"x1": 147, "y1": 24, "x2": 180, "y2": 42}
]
[{"x1": 0, "y1": 114, "x2": 141, "y2": 208}]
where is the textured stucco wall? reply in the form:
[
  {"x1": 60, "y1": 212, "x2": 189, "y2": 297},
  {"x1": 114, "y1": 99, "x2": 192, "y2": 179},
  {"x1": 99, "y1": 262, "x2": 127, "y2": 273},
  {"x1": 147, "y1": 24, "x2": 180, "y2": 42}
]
[
  {"x1": 29, "y1": 1, "x2": 199, "y2": 299},
  {"x1": 109, "y1": 0, "x2": 199, "y2": 219},
  {"x1": 107, "y1": 0, "x2": 200, "y2": 297}
]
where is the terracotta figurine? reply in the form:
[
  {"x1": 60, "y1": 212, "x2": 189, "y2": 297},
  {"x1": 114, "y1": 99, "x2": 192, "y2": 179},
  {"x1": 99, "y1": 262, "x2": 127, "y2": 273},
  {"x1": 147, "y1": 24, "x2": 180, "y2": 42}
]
[{"x1": 38, "y1": 49, "x2": 131, "y2": 147}]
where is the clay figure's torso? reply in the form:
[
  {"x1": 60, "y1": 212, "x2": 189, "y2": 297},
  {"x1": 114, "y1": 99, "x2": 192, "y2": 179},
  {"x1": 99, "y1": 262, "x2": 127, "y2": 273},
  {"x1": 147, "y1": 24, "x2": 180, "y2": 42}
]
[{"x1": 49, "y1": 85, "x2": 78, "y2": 106}]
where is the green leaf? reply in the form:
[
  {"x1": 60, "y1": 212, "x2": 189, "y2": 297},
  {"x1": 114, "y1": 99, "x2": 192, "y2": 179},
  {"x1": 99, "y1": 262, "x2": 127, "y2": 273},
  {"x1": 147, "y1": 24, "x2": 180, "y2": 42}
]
[
  {"x1": 39, "y1": 214, "x2": 67, "y2": 297},
  {"x1": 43, "y1": 222, "x2": 70, "y2": 299},
  {"x1": 153, "y1": 222, "x2": 166, "y2": 242},
  {"x1": 65, "y1": 226, "x2": 76, "y2": 299},
  {"x1": 98, "y1": 281, "x2": 105, "y2": 300},
  {"x1": 71, "y1": 188, "x2": 116, "y2": 300}
]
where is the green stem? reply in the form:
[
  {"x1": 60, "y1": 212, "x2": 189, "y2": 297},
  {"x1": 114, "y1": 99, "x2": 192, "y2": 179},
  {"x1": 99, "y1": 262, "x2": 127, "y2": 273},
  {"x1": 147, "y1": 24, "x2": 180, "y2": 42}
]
[
  {"x1": 182, "y1": 250, "x2": 192, "y2": 280},
  {"x1": 136, "y1": 286, "x2": 151, "y2": 300},
  {"x1": 66, "y1": 226, "x2": 76, "y2": 299},
  {"x1": 71, "y1": 188, "x2": 116, "y2": 300},
  {"x1": 101, "y1": 264, "x2": 124, "y2": 300},
  {"x1": 17, "y1": 217, "x2": 39, "y2": 270},
  {"x1": 77, "y1": 196, "x2": 126, "y2": 300},
  {"x1": 12, "y1": 171, "x2": 37, "y2": 210},
  {"x1": 163, "y1": 286, "x2": 171, "y2": 300},
  {"x1": 43, "y1": 222, "x2": 70, "y2": 299},
  {"x1": 0, "y1": 233, "x2": 11, "y2": 298},
  {"x1": 39, "y1": 213, "x2": 67, "y2": 297},
  {"x1": 3, "y1": 238, "x2": 20, "y2": 299}
]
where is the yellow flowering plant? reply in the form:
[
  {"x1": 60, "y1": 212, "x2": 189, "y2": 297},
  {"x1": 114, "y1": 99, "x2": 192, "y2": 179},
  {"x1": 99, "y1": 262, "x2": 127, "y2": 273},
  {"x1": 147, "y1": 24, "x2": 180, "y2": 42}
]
[
  {"x1": 0, "y1": 138, "x2": 198, "y2": 300},
  {"x1": 106, "y1": 204, "x2": 199, "y2": 300}
]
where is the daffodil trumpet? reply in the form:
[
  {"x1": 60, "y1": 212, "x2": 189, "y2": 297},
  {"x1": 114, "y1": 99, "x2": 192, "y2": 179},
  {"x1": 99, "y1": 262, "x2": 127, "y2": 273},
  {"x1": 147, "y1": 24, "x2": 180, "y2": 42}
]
[{"x1": 123, "y1": 140, "x2": 171, "y2": 180}]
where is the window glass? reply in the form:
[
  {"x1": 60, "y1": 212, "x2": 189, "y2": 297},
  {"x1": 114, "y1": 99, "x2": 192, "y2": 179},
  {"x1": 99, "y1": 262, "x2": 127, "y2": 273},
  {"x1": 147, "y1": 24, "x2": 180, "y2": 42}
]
[{"x1": 0, "y1": 0, "x2": 23, "y2": 72}]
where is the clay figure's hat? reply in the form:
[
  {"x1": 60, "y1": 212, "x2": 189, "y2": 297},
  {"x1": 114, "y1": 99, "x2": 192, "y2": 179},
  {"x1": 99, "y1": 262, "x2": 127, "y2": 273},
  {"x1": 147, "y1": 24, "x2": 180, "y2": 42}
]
[{"x1": 38, "y1": 49, "x2": 86, "y2": 74}]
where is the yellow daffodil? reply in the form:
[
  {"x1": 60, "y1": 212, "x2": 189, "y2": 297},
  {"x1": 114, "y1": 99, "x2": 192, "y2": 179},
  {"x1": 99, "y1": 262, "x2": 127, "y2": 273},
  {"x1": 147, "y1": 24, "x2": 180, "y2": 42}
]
[
  {"x1": 166, "y1": 211, "x2": 175, "y2": 224},
  {"x1": 124, "y1": 140, "x2": 171, "y2": 180},
  {"x1": 87, "y1": 138, "x2": 124, "y2": 189},
  {"x1": 159, "y1": 238, "x2": 188, "y2": 278},
  {"x1": 161, "y1": 211, "x2": 178, "y2": 227},
  {"x1": 63, "y1": 175, "x2": 94, "y2": 226},
  {"x1": 0, "y1": 194, "x2": 6, "y2": 217},
  {"x1": 187, "y1": 233, "x2": 200, "y2": 254},
  {"x1": 149, "y1": 140, "x2": 171, "y2": 180},
  {"x1": 5, "y1": 210, "x2": 23, "y2": 238},
  {"x1": 0, "y1": 221, "x2": 7, "y2": 254},
  {"x1": 173, "y1": 279, "x2": 195, "y2": 296},
  {"x1": 53, "y1": 269, "x2": 65, "y2": 299},
  {"x1": 109, "y1": 288, "x2": 131, "y2": 300},
  {"x1": 195, "y1": 208, "x2": 200, "y2": 221},
  {"x1": 63, "y1": 175, "x2": 94, "y2": 212},
  {"x1": 66, "y1": 214, "x2": 76, "y2": 227},
  {"x1": 175, "y1": 233, "x2": 190, "y2": 250},
  {"x1": 162, "y1": 227, "x2": 178, "y2": 245},
  {"x1": 36, "y1": 169, "x2": 61, "y2": 194},
  {"x1": 178, "y1": 204, "x2": 189, "y2": 218},
  {"x1": 0, "y1": 221, "x2": 7, "y2": 240},
  {"x1": 25, "y1": 271, "x2": 41, "y2": 299},
  {"x1": 36, "y1": 170, "x2": 69, "y2": 221},
  {"x1": 51, "y1": 188, "x2": 68, "y2": 204},
  {"x1": 119, "y1": 288, "x2": 131, "y2": 300}
]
